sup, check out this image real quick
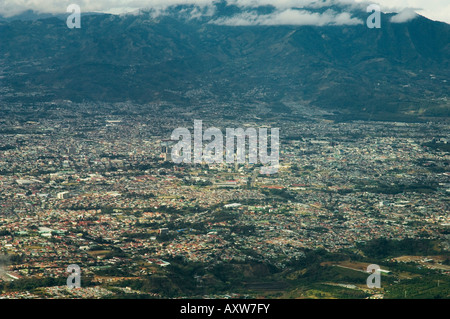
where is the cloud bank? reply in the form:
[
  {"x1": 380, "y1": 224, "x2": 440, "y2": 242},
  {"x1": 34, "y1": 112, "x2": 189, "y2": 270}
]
[
  {"x1": 390, "y1": 8, "x2": 418, "y2": 23},
  {"x1": 211, "y1": 9, "x2": 363, "y2": 26},
  {"x1": 0, "y1": 0, "x2": 449, "y2": 24}
]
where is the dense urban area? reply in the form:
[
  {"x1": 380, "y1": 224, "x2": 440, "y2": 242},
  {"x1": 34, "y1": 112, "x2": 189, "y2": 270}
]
[{"x1": 0, "y1": 102, "x2": 449, "y2": 299}]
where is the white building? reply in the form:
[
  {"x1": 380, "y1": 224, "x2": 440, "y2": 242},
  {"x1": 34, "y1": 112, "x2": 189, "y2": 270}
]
[{"x1": 57, "y1": 191, "x2": 70, "y2": 199}]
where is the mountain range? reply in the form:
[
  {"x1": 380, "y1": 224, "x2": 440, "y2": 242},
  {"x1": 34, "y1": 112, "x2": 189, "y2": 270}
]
[{"x1": 1, "y1": 3, "x2": 449, "y2": 119}]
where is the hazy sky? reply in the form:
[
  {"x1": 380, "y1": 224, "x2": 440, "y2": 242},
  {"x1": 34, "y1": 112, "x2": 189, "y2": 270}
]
[{"x1": 0, "y1": 0, "x2": 449, "y2": 24}]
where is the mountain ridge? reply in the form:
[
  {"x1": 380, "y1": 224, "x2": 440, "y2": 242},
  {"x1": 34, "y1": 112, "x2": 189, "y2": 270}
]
[{"x1": 1, "y1": 4, "x2": 449, "y2": 119}]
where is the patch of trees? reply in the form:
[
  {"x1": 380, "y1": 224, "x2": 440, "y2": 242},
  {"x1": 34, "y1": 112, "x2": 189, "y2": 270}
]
[
  {"x1": 262, "y1": 188, "x2": 296, "y2": 201},
  {"x1": 367, "y1": 182, "x2": 437, "y2": 194},
  {"x1": 0, "y1": 275, "x2": 95, "y2": 292},
  {"x1": 359, "y1": 238, "x2": 443, "y2": 259},
  {"x1": 423, "y1": 141, "x2": 450, "y2": 152},
  {"x1": 211, "y1": 210, "x2": 238, "y2": 223},
  {"x1": 230, "y1": 225, "x2": 255, "y2": 235}
]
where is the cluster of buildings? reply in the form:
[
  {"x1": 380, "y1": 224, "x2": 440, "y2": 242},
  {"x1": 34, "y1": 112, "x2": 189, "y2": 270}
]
[{"x1": 0, "y1": 107, "x2": 449, "y2": 297}]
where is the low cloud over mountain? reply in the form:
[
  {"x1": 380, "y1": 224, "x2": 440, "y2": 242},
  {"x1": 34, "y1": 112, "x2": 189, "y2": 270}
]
[
  {"x1": 1, "y1": 0, "x2": 449, "y2": 23},
  {"x1": 0, "y1": 2, "x2": 449, "y2": 119}
]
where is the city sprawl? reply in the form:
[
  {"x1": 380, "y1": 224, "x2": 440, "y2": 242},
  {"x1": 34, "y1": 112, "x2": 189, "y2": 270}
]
[{"x1": 0, "y1": 102, "x2": 449, "y2": 299}]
